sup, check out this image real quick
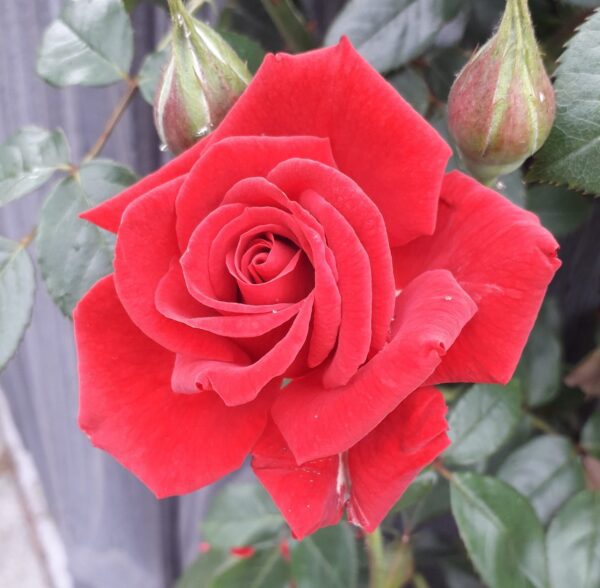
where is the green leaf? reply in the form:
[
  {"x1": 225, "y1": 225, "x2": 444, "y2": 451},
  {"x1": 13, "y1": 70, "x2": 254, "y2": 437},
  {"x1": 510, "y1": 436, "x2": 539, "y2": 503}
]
[
  {"x1": 518, "y1": 301, "x2": 562, "y2": 407},
  {"x1": 496, "y1": 170, "x2": 526, "y2": 207},
  {"x1": 0, "y1": 127, "x2": 70, "y2": 206},
  {"x1": 291, "y1": 524, "x2": 358, "y2": 588},
  {"x1": 138, "y1": 48, "x2": 169, "y2": 104},
  {"x1": 526, "y1": 183, "x2": 592, "y2": 236},
  {"x1": 202, "y1": 482, "x2": 285, "y2": 548},
  {"x1": 390, "y1": 470, "x2": 438, "y2": 514},
  {"x1": 0, "y1": 237, "x2": 36, "y2": 371},
  {"x1": 562, "y1": 1, "x2": 600, "y2": 8},
  {"x1": 450, "y1": 472, "x2": 549, "y2": 588},
  {"x1": 445, "y1": 382, "x2": 522, "y2": 465},
  {"x1": 429, "y1": 108, "x2": 463, "y2": 171},
  {"x1": 175, "y1": 549, "x2": 230, "y2": 588},
  {"x1": 528, "y1": 10, "x2": 600, "y2": 194},
  {"x1": 425, "y1": 47, "x2": 469, "y2": 102},
  {"x1": 498, "y1": 436, "x2": 585, "y2": 524},
  {"x1": 582, "y1": 412, "x2": 600, "y2": 459},
  {"x1": 37, "y1": 0, "x2": 134, "y2": 87},
  {"x1": 212, "y1": 547, "x2": 291, "y2": 588},
  {"x1": 37, "y1": 160, "x2": 136, "y2": 316},
  {"x1": 325, "y1": 0, "x2": 463, "y2": 73},
  {"x1": 388, "y1": 67, "x2": 430, "y2": 116},
  {"x1": 220, "y1": 30, "x2": 266, "y2": 74},
  {"x1": 546, "y1": 490, "x2": 600, "y2": 588}
]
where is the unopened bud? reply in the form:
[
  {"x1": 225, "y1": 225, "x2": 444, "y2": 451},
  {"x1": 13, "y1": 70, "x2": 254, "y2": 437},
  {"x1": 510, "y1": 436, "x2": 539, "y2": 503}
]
[
  {"x1": 448, "y1": 0, "x2": 555, "y2": 183},
  {"x1": 154, "y1": 0, "x2": 251, "y2": 154}
]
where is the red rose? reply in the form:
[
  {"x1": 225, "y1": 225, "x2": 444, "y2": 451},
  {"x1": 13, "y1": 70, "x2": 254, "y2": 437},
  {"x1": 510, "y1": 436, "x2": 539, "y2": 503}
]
[{"x1": 74, "y1": 40, "x2": 560, "y2": 539}]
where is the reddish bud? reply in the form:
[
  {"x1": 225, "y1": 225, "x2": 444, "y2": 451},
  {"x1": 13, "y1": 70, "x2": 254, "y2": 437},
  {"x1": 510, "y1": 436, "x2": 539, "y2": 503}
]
[{"x1": 448, "y1": 0, "x2": 555, "y2": 182}]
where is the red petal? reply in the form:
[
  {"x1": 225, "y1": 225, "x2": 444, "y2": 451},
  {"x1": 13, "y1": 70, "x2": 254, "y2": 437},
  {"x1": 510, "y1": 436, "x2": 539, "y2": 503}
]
[
  {"x1": 74, "y1": 275, "x2": 273, "y2": 497},
  {"x1": 268, "y1": 158, "x2": 395, "y2": 352},
  {"x1": 393, "y1": 171, "x2": 561, "y2": 385},
  {"x1": 171, "y1": 296, "x2": 314, "y2": 405},
  {"x1": 81, "y1": 142, "x2": 206, "y2": 232},
  {"x1": 252, "y1": 420, "x2": 344, "y2": 540},
  {"x1": 82, "y1": 42, "x2": 450, "y2": 244},
  {"x1": 215, "y1": 40, "x2": 451, "y2": 245},
  {"x1": 175, "y1": 135, "x2": 336, "y2": 248},
  {"x1": 299, "y1": 190, "x2": 372, "y2": 388},
  {"x1": 114, "y1": 177, "x2": 243, "y2": 361},
  {"x1": 346, "y1": 387, "x2": 450, "y2": 531},
  {"x1": 272, "y1": 270, "x2": 477, "y2": 463},
  {"x1": 156, "y1": 259, "x2": 304, "y2": 337}
]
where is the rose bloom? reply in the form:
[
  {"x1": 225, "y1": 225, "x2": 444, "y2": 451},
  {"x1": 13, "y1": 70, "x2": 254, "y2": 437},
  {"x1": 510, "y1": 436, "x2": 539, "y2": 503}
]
[{"x1": 74, "y1": 40, "x2": 559, "y2": 539}]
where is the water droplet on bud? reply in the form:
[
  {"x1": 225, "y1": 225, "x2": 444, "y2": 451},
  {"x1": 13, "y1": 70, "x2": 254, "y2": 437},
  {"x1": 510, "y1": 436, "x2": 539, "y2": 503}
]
[{"x1": 159, "y1": 143, "x2": 169, "y2": 152}]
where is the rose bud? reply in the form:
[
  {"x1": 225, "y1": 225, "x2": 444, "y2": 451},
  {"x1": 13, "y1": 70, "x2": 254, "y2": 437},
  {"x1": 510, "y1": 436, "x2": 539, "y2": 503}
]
[
  {"x1": 448, "y1": 0, "x2": 555, "y2": 183},
  {"x1": 154, "y1": 0, "x2": 251, "y2": 154}
]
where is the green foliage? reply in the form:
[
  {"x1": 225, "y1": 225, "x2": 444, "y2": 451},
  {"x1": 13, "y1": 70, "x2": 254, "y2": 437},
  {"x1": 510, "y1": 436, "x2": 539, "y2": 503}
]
[
  {"x1": 0, "y1": 127, "x2": 70, "y2": 206},
  {"x1": 445, "y1": 382, "x2": 522, "y2": 465},
  {"x1": 37, "y1": 0, "x2": 134, "y2": 86},
  {"x1": 546, "y1": 491, "x2": 600, "y2": 588},
  {"x1": 498, "y1": 435, "x2": 585, "y2": 524},
  {"x1": 220, "y1": 30, "x2": 267, "y2": 74},
  {"x1": 202, "y1": 482, "x2": 285, "y2": 548},
  {"x1": 450, "y1": 472, "x2": 549, "y2": 588},
  {"x1": 175, "y1": 549, "x2": 231, "y2": 588},
  {"x1": 581, "y1": 412, "x2": 600, "y2": 459},
  {"x1": 518, "y1": 301, "x2": 562, "y2": 407},
  {"x1": 138, "y1": 48, "x2": 170, "y2": 104},
  {"x1": 211, "y1": 547, "x2": 291, "y2": 588},
  {"x1": 390, "y1": 470, "x2": 438, "y2": 514},
  {"x1": 529, "y1": 10, "x2": 600, "y2": 193},
  {"x1": 0, "y1": 238, "x2": 36, "y2": 371},
  {"x1": 526, "y1": 183, "x2": 592, "y2": 236},
  {"x1": 388, "y1": 68, "x2": 430, "y2": 115},
  {"x1": 36, "y1": 160, "x2": 137, "y2": 316},
  {"x1": 176, "y1": 547, "x2": 291, "y2": 588},
  {"x1": 290, "y1": 524, "x2": 359, "y2": 588},
  {"x1": 325, "y1": 0, "x2": 464, "y2": 73}
]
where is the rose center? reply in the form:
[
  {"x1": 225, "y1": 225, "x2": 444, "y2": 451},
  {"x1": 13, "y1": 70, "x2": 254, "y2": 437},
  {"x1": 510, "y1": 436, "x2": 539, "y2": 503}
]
[{"x1": 238, "y1": 232, "x2": 299, "y2": 284}]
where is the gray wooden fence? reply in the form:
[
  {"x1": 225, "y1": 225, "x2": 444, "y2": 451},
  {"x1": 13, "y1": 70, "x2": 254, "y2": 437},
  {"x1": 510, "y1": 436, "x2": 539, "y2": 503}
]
[{"x1": 0, "y1": 2, "x2": 244, "y2": 586}]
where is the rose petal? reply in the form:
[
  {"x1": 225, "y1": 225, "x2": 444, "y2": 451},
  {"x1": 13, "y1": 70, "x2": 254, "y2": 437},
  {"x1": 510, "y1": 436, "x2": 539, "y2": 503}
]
[
  {"x1": 252, "y1": 420, "x2": 344, "y2": 540},
  {"x1": 156, "y1": 259, "x2": 304, "y2": 337},
  {"x1": 114, "y1": 176, "x2": 245, "y2": 361},
  {"x1": 299, "y1": 190, "x2": 372, "y2": 388},
  {"x1": 82, "y1": 42, "x2": 449, "y2": 244},
  {"x1": 346, "y1": 387, "x2": 450, "y2": 531},
  {"x1": 272, "y1": 269, "x2": 477, "y2": 463},
  {"x1": 171, "y1": 295, "x2": 314, "y2": 405},
  {"x1": 74, "y1": 275, "x2": 274, "y2": 497},
  {"x1": 221, "y1": 176, "x2": 343, "y2": 366},
  {"x1": 175, "y1": 135, "x2": 337, "y2": 248},
  {"x1": 392, "y1": 171, "x2": 561, "y2": 385},
  {"x1": 183, "y1": 201, "x2": 341, "y2": 366},
  {"x1": 268, "y1": 158, "x2": 394, "y2": 352},
  {"x1": 80, "y1": 144, "x2": 205, "y2": 233},
  {"x1": 214, "y1": 40, "x2": 451, "y2": 245}
]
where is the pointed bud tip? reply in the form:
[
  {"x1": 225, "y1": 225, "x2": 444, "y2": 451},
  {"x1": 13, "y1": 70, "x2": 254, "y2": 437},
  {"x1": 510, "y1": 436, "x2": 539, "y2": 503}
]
[
  {"x1": 447, "y1": 0, "x2": 556, "y2": 183},
  {"x1": 153, "y1": 2, "x2": 251, "y2": 154}
]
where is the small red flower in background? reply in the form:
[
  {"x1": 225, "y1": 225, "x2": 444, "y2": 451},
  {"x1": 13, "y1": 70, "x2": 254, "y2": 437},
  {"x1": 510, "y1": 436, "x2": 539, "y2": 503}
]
[
  {"x1": 74, "y1": 40, "x2": 559, "y2": 539},
  {"x1": 230, "y1": 546, "x2": 256, "y2": 559}
]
